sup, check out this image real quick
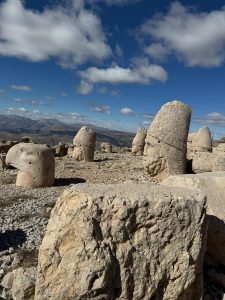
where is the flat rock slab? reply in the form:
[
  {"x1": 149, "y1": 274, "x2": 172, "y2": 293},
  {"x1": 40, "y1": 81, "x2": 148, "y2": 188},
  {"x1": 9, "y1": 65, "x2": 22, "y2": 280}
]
[{"x1": 35, "y1": 182, "x2": 207, "y2": 300}]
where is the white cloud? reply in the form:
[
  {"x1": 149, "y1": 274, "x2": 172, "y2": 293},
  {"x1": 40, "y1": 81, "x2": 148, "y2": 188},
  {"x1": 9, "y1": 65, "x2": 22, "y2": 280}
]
[
  {"x1": 0, "y1": 0, "x2": 111, "y2": 68},
  {"x1": 79, "y1": 59, "x2": 167, "y2": 90},
  {"x1": 115, "y1": 44, "x2": 123, "y2": 58},
  {"x1": 144, "y1": 43, "x2": 170, "y2": 61},
  {"x1": 76, "y1": 80, "x2": 93, "y2": 95},
  {"x1": 90, "y1": 105, "x2": 111, "y2": 114},
  {"x1": 13, "y1": 97, "x2": 22, "y2": 102},
  {"x1": 140, "y1": 2, "x2": 225, "y2": 67},
  {"x1": 3, "y1": 107, "x2": 89, "y2": 123},
  {"x1": 11, "y1": 84, "x2": 32, "y2": 91},
  {"x1": 194, "y1": 112, "x2": 225, "y2": 127},
  {"x1": 88, "y1": 0, "x2": 141, "y2": 6},
  {"x1": 120, "y1": 107, "x2": 135, "y2": 115}
]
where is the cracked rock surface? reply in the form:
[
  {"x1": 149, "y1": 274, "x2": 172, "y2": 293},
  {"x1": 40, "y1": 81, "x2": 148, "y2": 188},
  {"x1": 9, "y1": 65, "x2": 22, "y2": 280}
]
[{"x1": 35, "y1": 182, "x2": 207, "y2": 300}]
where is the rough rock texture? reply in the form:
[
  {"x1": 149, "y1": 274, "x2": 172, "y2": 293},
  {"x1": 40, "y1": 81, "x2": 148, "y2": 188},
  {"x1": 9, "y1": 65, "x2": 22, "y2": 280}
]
[
  {"x1": 192, "y1": 152, "x2": 213, "y2": 173},
  {"x1": 192, "y1": 127, "x2": 212, "y2": 153},
  {"x1": 187, "y1": 132, "x2": 196, "y2": 160},
  {"x1": 0, "y1": 153, "x2": 6, "y2": 170},
  {"x1": 163, "y1": 172, "x2": 225, "y2": 299},
  {"x1": 1, "y1": 267, "x2": 36, "y2": 300},
  {"x1": 101, "y1": 142, "x2": 112, "y2": 153},
  {"x1": 131, "y1": 127, "x2": 147, "y2": 156},
  {"x1": 6, "y1": 143, "x2": 55, "y2": 187},
  {"x1": 52, "y1": 143, "x2": 68, "y2": 157},
  {"x1": 163, "y1": 172, "x2": 225, "y2": 265},
  {"x1": 35, "y1": 182, "x2": 207, "y2": 300},
  {"x1": 192, "y1": 152, "x2": 225, "y2": 173},
  {"x1": 73, "y1": 126, "x2": 96, "y2": 162},
  {"x1": 143, "y1": 100, "x2": 191, "y2": 180},
  {"x1": 213, "y1": 143, "x2": 225, "y2": 153}
]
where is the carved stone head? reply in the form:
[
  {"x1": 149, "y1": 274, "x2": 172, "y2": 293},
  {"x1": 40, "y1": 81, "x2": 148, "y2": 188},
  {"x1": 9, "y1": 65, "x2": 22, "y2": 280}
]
[
  {"x1": 6, "y1": 143, "x2": 55, "y2": 187},
  {"x1": 143, "y1": 100, "x2": 191, "y2": 180},
  {"x1": 132, "y1": 127, "x2": 147, "y2": 156},
  {"x1": 73, "y1": 126, "x2": 96, "y2": 161}
]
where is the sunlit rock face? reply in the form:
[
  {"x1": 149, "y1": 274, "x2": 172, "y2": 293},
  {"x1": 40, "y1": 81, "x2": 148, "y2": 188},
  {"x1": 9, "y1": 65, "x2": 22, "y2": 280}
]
[
  {"x1": 73, "y1": 126, "x2": 96, "y2": 162},
  {"x1": 6, "y1": 143, "x2": 55, "y2": 187},
  {"x1": 192, "y1": 126, "x2": 212, "y2": 153},
  {"x1": 143, "y1": 100, "x2": 191, "y2": 180},
  {"x1": 101, "y1": 142, "x2": 112, "y2": 153},
  {"x1": 131, "y1": 127, "x2": 147, "y2": 156}
]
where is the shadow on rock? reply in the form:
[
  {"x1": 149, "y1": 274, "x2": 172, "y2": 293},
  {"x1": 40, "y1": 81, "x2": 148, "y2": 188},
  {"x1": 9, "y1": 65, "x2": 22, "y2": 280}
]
[
  {"x1": 94, "y1": 158, "x2": 113, "y2": 162},
  {"x1": 0, "y1": 229, "x2": 27, "y2": 251},
  {"x1": 55, "y1": 177, "x2": 86, "y2": 186}
]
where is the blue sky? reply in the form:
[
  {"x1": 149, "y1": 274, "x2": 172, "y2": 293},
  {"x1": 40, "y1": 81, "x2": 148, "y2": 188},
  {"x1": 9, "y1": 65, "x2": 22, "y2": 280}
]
[{"x1": 0, "y1": 0, "x2": 225, "y2": 138}]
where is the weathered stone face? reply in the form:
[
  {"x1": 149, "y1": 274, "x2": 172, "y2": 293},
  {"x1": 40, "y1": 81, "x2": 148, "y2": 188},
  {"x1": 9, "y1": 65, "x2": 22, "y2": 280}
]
[
  {"x1": 6, "y1": 143, "x2": 55, "y2": 187},
  {"x1": 101, "y1": 142, "x2": 112, "y2": 153},
  {"x1": 35, "y1": 183, "x2": 207, "y2": 300},
  {"x1": 73, "y1": 126, "x2": 96, "y2": 161},
  {"x1": 143, "y1": 100, "x2": 191, "y2": 180},
  {"x1": 131, "y1": 127, "x2": 147, "y2": 156}
]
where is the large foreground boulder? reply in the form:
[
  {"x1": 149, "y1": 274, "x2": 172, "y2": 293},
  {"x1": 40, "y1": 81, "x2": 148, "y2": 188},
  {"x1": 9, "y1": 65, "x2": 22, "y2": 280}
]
[
  {"x1": 35, "y1": 183, "x2": 207, "y2": 300},
  {"x1": 163, "y1": 172, "x2": 225, "y2": 266}
]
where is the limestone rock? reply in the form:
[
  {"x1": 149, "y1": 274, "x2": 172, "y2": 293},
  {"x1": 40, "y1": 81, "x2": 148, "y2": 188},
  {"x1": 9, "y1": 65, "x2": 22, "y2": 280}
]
[
  {"x1": 143, "y1": 100, "x2": 191, "y2": 180},
  {"x1": 6, "y1": 143, "x2": 55, "y2": 187},
  {"x1": 0, "y1": 153, "x2": 6, "y2": 170},
  {"x1": 162, "y1": 172, "x2": 225, "y2": 266},
  {"x1": 187, "y1": 132, "x2": 196, "y2": 160},
  {"x1": 192, "y1": 127, "x2": 212, "y2": 153},
  {"x1": 1, "y1": 267, "x2": 36, "y2": 300},
  {"x1": 35, "y1": 182, "x2": 207, "y2": 300},
  {"x1": 192, "y1": 152, "x2": 225, "y2": 173},
  {"x1": 73, "y1": 126, "x2": 96, "y2": 161},
  {"x1": 213, "y1": 143, "x2": 225, "y2": 153},
  {"x1": 131, "y1": 127, "x2": 147, "y2": 156},
  {"x1": 101, "y1": 142, "x2": 112, "y2": 153}
]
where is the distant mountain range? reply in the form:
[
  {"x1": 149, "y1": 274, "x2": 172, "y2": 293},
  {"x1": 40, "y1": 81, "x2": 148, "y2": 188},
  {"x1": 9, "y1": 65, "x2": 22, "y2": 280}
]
[{"x1": 0, "y1": 115, "x2": 135, "y2": 147}]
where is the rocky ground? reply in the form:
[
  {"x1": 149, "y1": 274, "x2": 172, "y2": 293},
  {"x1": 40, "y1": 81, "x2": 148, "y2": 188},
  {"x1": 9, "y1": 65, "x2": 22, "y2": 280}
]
[
  {"x1": 0, "y1": 151, "x2": 224, "y2": 299},
  {"x1": 0, "y1": 151, "x2": 154, "y2": 295}
]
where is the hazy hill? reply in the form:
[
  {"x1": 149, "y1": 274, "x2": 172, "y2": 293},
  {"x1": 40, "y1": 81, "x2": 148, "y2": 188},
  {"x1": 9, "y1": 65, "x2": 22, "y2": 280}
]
[{"x1": 0, "y1": 115, "x2": 134, "y2": 147}]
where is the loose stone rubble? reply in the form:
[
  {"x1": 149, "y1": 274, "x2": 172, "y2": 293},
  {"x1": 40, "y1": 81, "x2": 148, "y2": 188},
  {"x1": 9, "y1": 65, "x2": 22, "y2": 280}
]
[
  {"x1": 101, "y1": 142, "x2": 112, "y2": 153},
  {"x1": 6, "y1": 143, "x2": 55, "y2": 187},
  {"x1": 143, "y1": 100, "x2": 191, "y2": 180},
  {"x1": 131, "y1": 127, "x2": 147, "y2": 156},
  {"x1": 35, "y1": 183, "x2": 207, "y2": 300},
  {"x1": 73, "y1": 126, "x2": 96, "y2": 162}
]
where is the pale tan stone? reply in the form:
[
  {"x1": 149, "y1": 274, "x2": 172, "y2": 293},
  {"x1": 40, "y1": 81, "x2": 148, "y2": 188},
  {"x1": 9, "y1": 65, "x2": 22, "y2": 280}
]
[
  {"x1": 73, "y1": 126, "x2": 96, "y2": 161},
  {"x1": 163, "y1": 172, "x2": 225, "y2": 266},
  {"x1": 192, "y1": 126, "x2": 212, "y2": 153},
  {"x1": 1, "y1": 267, "x2": 36, "y2": 300},
  {"x1": 6, "y1": 143, "x2": 55, "y2": 187},
  {"x1": 131, "y1": 127, "x2": 147, "y2": 156},
  {"x1": 101, "y1": 142, "x2": 112, "y2": 153},
  {"x1": 143, "y1": 100, "x2": 191, "y2": 180},
  {"x1": 35, "y1": 182, "x2": 207, "y2": 300}
]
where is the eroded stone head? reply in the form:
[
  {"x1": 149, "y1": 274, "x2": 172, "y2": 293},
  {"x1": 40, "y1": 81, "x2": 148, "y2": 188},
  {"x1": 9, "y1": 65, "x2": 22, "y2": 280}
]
[
  {"x1": 143, "y1": 100, "x2": 192, "y2": 180},
  {"x1": 192, "y1": 126, "x2": 212, "y2": 153},
  {"x1": 132, "y1": 127, "x2": 147, "y2": 156},
  {"x1": 101, "y1": 142, "x2": 112, "y2": 153},
  {"x1": 73, "y1": 126, "x2": 96, "y2": 161},
  {"x1": 6, "y1": 143, "x2": 55, "y2": 187}
]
